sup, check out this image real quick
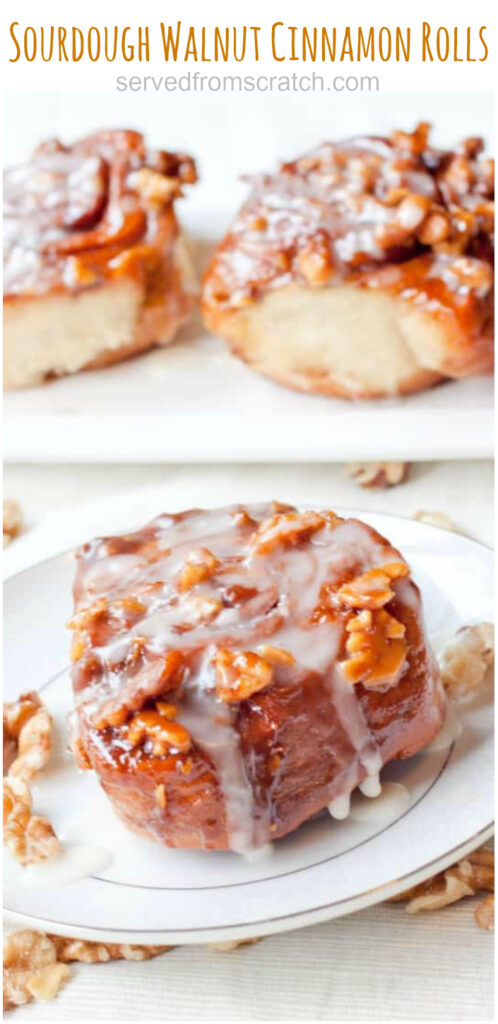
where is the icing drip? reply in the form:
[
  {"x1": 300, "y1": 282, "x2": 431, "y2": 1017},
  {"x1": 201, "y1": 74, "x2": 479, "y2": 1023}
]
[
  {"x1": 180, "y1": 663, "x2": 258, "y2": 853},
  {"x1": 359, "y1": 773, "x2": 382, "y2": 798},
  {"x1": 328, "y1": 793, "x2": 351, "y2": 820}
]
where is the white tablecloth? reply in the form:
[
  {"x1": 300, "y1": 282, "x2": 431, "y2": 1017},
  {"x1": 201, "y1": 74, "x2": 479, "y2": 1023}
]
[{"x1": 3, "y1": 461, "x2": 494, "y2": 1022}]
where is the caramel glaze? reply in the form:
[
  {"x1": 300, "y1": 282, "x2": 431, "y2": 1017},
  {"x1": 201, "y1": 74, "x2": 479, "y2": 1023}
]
[
  {"x1": 4, "y1": 129, "x2": 197, "y2": 302},
  {"x1": 70, "y1": 503, "x2": 446, "y2": 852},
  {"x1": 203, "y1": 124, "x2": 494, "y2": 377}
]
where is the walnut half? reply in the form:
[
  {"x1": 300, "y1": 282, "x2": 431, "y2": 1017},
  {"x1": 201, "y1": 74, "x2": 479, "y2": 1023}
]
[{"x1": 346, "y1": 462, "x2": 410, "y2": 489}]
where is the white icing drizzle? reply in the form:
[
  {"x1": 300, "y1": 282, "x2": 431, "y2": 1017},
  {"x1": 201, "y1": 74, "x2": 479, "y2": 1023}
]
[
  {"x1": 328, "y1": 793, "x2": 351, "y2": 820},
  {"x1": 180, "y1": 658, "x2": 258, "y2": 853},
  {"x1": 349, "y1": 782, "x2": 410, "y2": 824},
  {"x1": 328, "y1": 666, "x2": 383, "y2": 781},
  {"x1": 19, "y1": 844, "x2": 111, "y2": 888},
  {"x1": 359, "y1": 772, "x2": 382, "y2": 798}
]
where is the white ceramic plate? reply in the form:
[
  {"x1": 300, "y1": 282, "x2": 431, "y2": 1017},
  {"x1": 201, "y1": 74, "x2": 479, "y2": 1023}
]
[{"x1": 3, "y1": 504, "x2": 494, "y2": 944}]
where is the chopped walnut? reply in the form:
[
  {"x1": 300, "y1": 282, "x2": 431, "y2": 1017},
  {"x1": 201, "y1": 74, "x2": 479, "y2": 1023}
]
[
  {"x1": 341, "y1": 608, "x2": 407, "y2": 687},
  {"x1": 3, "y1": 499, "x2": 22, "y2": 548},
  {"x1": 67, "y1": 597, "x2": 108, "y2": 631},
  {"x1": 297, "y1": 233, "x2": 332, "y2": 286},
  {"x1": 130, "y1": 167, "x2": 183, "y2": 204},
  {"x1": 475, "y1": 893, "x2": 494, "y2": 931},
  {"x1": 126, "y1": 710, "x2": 191, "y2": 756},
  {"x1": 214, "y1": 648, "x2": 274, "y2": 702},
  {"x1": 337, "y1": 562, "x2": 408, "y2": 610},
  {"x1": 3, "y1": 692, "x2": 43, "y2": 776},
  {"x1": 3, "y1": 695, "x2": 59, "y2": 866},
  {"x1": 3, "y1": 931, "x2": 68, "y2": 1011},
  {"x1": 249, "y1": 511, "x2": 333, "y2": 555},
  {"x1": 49, "y1": 935, "x2": 173, "y2": 963},
  {"x1": 346, "y1": 462, "x2": 410, "y2": 489},
  {"x1": 209, "y1": 938, "x2": 262, "y2": 952},
  {"x1": 390, "y1": 845, "x2": 494, "y2": 920},
  {"x1": 439, "y1": 622, "x2": 494, "y2": 700},
  {"x1": 3, "y1": 928, "x2": 173, "y2": 1010},
  {"x1": 413, "y1": 510, "x2": 460, "y2": 532},
  {"x1": 178, "y1": 548, "x2": 219, "y2": 591},
  {"x1": 188, "y1": 594, "x2": 223, "y2": 623},
  {"x1": 4, "y1": 776, "x2": 60, "y2": 866},
  {"x1": 155, "y1": 783, "x2": 167, "y2": 808},
  {"x1": 8, "y1": 705, "x2": 53, "y2": 782},
  {"x1": 257, "y1": 645, "x2": 294, "y2": 666}
]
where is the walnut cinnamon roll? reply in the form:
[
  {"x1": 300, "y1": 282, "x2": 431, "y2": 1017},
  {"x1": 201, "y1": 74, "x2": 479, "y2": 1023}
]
[
  {"x1": 69, "y1": 503, "x2": 445, "y2": 852},
  {"x1": 202, "y1": 124, "x2": 493, "y2": 399},
  {"x1": 3, "y1": 130, "x2": 197, "y2": 388}
]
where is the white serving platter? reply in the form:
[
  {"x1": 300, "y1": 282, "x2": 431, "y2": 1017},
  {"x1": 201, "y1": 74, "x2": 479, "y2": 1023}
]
[
  {"x1": 3, "y1": 306, "x2": 494, "y2": 464},
  {"x1": 3, "y1": 496, "x2": 494, "y2": 944}
]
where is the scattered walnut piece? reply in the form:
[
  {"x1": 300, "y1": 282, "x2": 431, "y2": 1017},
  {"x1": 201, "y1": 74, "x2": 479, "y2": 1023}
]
[
  {"x1": 389, "y1": 845, "x2": 494, "y2": 924},
  {"x1": 413, "y1": 510, "x2": 460, "y2": 532},
  {"x1": 214, "y1": 648, "x2": 274, "y2": 702},
  {"x1": 8, "y1": 705, "x2": 53, "y2": 782},
  {"x1": 3, "y1": 928, "x2": 174, "y2": 1011},
  {"x1": 3, "y1": 692, "x2": 60, "y2": 866},
  {"x1": 346, "y1": 462, "x2": 410, "y2": 489},
  {"x1": 209, "y1": 938, "x2": 262, "y2": 952},
  {"x1": 3, "y1": 499, "x2": 22, "y2": 548},
  {"x1": 49, "y1": 936, "x2": 173, "y2": 963},
  {"x1": 3, "y1": 930, "x2": 65, "y2": 1011},
  {"x1": 475, "y1": 893, "x2": 494, "y2": 931},
  {"x1": 3, "y1": 692, "x2": 43, "y2": 776},
  {"x1": 26, "y1": 962, "x2": 71, "y2": 1002},
  {"x1": 439, "y1": 622, "x2": 494, "y2": 700},
  {"x1": 4, "y1": 776, "x2": 60, "y2": 866}
]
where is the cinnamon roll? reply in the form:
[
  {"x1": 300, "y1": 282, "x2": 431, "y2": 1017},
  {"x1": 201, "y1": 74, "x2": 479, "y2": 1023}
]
[
  {"x1": 3, "y1": 130, "x2": 197, "y2": 388},
  {"x1": 202, "y1": 124, "x2": 493, "y2": 399},
  {"x1": 69, "y1": 503, "x2": 446, "y2": 852}
]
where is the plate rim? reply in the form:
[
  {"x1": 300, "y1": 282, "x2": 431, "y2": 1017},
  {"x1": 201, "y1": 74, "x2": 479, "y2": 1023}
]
[{"x1": 4, "y1": 824, "x2": 493, "y2": 944}]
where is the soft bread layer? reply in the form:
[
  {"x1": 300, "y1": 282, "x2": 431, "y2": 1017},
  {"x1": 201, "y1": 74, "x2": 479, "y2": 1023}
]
[
  {"x1": 3, "y1": 237, "x2": 197, "y2": 389},
  {"x1": 208, "y1": 283, "x2": 450, "y2": 399}
]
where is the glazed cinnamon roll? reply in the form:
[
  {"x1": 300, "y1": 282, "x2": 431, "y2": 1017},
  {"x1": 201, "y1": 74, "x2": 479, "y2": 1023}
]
[
  {"x1": 3, "y1": 130, "x2": 197, "y2": 388},
  {"x1": 69, "y1": 503, "x2": 446, "y2": 852},
  {"x1": 202, "y1": 124, "x2": 494, "y2": 399}
]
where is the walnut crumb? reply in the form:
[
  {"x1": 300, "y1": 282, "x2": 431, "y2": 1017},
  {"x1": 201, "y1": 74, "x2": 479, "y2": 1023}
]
[
  {"x1": 413, "y1": 510, "x2": 460, "y2": 532},
  {"x1": 475, "y1": 893, "x2": 494, "y2": 931},
  {"x1": 347, "y1": 462, "x2": 410, "y2": 489},
  {"x1": 3, "y1": 500, "x2": 22, "y2": 548},
  {"x1": 389, "y1": 845, "x2": 494, "y2": 926},
  {"x1": 3, "y1": 931, "x2": 68, "y2": 1011},
  {"x1": 439, "y1": 622, "x2": 494, "y2": 700}
]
